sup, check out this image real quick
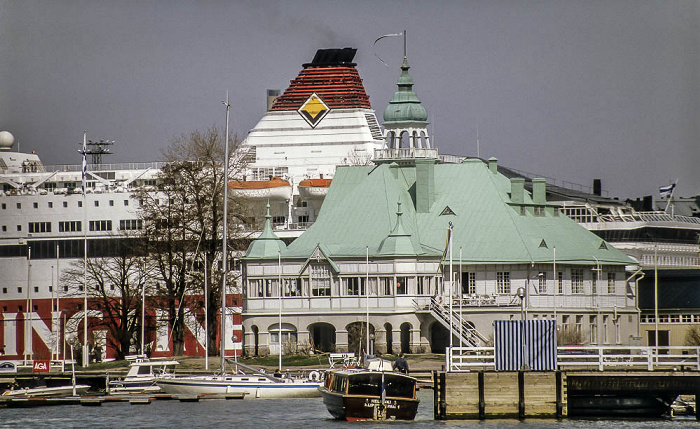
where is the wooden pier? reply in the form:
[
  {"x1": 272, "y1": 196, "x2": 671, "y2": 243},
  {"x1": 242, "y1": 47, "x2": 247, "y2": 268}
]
[
  {"x1": 0, "y1": 393, "x2": 246, "y2": 408},
  {"x1": 434, "y1": 370, "x2": 700, "y2": 420}
]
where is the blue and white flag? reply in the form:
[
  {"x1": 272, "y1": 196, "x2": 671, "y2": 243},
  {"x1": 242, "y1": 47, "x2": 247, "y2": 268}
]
[
  {"x1": 659, "y1": 183, "x2": 675, "y2": 199},
  {"x1": 81, "y1": 132, "x2": 87, "y2": 195}
]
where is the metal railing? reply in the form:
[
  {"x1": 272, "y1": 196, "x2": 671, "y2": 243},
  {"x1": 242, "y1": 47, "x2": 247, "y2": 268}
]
[{"x1": 446, "y1": 346, "x2": 700, "y2": 371}]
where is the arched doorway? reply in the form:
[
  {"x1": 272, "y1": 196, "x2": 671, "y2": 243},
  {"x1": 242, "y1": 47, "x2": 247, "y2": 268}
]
[
  {"x1": 309, "y1": 322, "x2": 336, "y2": 352},
  {"x1": 384, "y1": 322, "x2": 393, "y2": 355},
  {"x1": 400, "y1": 322, "x2": 412, "y2": 354},
  {"x1": 430, "y1": 322, "x2": 449, "y2": 354},
  {"x1": 251, "y1": 325, "x2": 259, "y2": 356},
  {"x1": 346, "y1": 321, "x2": 375, "y2": 356}
]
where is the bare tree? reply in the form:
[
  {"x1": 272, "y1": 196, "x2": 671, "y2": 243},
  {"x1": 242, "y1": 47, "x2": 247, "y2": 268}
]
[
  {"x1": 62, "y1": 238, "x2": 147, "y2": 360},
  {"x1": 134, "y1": 127, "x2": 248, "y2": 356}
]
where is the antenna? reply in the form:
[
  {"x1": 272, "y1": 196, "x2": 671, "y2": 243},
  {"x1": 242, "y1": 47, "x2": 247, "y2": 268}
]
[{"x1": 82, "y1": 138, "x2": 115, "y2": 167}]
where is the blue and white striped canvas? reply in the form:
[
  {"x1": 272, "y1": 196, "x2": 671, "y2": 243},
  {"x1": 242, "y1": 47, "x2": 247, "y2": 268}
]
[{"x1": 494, "y1": 320, "x2": 557, "y2": 371}]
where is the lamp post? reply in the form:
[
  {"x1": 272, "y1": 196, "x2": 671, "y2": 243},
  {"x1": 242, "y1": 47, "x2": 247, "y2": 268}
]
[{"x1": 517, "y1": 287, "x2": 529, "y2": 370}]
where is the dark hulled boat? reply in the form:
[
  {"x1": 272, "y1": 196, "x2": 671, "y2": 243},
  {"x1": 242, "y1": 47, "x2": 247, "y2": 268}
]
[{"x1": 319, "y1": 369, "x2": 419, "y2": 421}]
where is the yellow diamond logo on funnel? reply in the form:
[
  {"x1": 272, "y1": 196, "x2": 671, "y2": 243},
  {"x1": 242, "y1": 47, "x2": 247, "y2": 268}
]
[{"x1": 298, "y1": 93, "x2": 330, "y2": 128}]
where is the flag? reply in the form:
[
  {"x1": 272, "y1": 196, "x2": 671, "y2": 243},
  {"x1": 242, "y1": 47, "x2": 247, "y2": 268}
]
[
  {"x1": 659, "y1": 183, "x2": 675, "y2": 199},
  {"x1": 437, "y1": 222, "x2": 453, "y2": 274},
  {"x1": 81, "y1": 132, "x2": 87, "y2": 195}
]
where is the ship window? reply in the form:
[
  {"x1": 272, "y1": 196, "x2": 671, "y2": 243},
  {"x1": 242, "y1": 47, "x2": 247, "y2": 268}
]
[
  {"x1": 16, "y1": 225, "x2": 21, "y2": 231},
  {"x1": 124, "y1": 200, "x2": 129, "y2": 206},
  {"x1": 59, "y1": 221, "x2": 82, "y2": 232},
  {"x1": 1, "y1": 226, "x2": 5, "y2": 232},
  {"x1": 63, "y1": 201, "x2": 68, "y2": 208},
  {"x1": 1, "y1": 203, "x2": 5, "y2": 209},
  {"x1": 28, "y1": 222, "x2": 51, "y2": 233},
  {"x1": 89, "y1": 220, "x2": 113, "y2": 231},
  {"x1": 78, "y1": 201, "x2": 82, "y2": 208},
  {"x1": 33, "y1": 202, "x2": 38, "y2": 209},
  {"x1": 94, "y1": 201, "x2": 99, "y2": 207},
  {"x1": 48, "y1": 202, "x2": 53, "y2": 208},
  {"x1": 17, "y1": 287, "x2": 22, "y2": 293},
  {"x1": 16, "y1": 203, "x2": 21, "y2": 209},
  {"x1": 34, "y1": 287, "x2": 38, "y2": 293},
  {"x1": 2, "y1": 288, "x2": 6, "y2": 294},
  {"x1": 109, "y1": 200, "x2": 114, "y2": 207},
  {"x1": 347, "y1": 374, "x2": 382, "y2": 396}
]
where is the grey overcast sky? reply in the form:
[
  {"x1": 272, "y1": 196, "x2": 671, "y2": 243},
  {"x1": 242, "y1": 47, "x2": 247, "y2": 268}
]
[{"x1": 1, "y1": 0, "x2": 697, "y2": 199}]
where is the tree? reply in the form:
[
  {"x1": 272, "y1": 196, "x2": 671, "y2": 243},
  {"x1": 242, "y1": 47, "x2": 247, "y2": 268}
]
[
  {"x1": 62, "y1": 238, "x2": 147, "y2": 360},
  {"x1": 685, "y1": 325, "x2": 700, "y2": 346},
  {"x1": 134, "y1": 127, "x2": 248, "y2": 356}
]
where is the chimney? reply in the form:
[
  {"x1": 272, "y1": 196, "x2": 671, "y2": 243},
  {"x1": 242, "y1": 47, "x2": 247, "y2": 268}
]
[
  {"x1": 532, "y1": 178, "x2": 546, "y2": 205},
  {"x1": 415, "y1": 159, "x2": 436, "y2": 213},
  {"x1": 593, "y1": 179, "x2": 602, "y2": 196},
  {"x1": 488, "y1": 157, "x2": 498, "y2": 173},
  {"x1": 510, "y1": 178, "x2": 525, "y2": 204},
  {"x1": 267, "y1": 89, "x2": 280, "y2": 111}
]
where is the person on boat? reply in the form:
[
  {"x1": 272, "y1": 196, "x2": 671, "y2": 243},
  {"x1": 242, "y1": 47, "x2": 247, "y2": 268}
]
[
  {"x1": 393, "y1": 353, "x2": 409, "y2": 374},
  {"x1": 273, "y1": 369, "x2": 282, "y2": 378}
]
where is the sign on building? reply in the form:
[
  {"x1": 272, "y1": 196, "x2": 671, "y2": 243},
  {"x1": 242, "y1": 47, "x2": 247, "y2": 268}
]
[{"x1": 494, "y1": 320, "x2": 557, "y2": 371}]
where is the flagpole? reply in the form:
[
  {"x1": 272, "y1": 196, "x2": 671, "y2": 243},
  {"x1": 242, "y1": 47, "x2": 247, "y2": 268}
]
[
  {"x1": 55, "y1": 245, "x2": 60, "y2": 360},
  {"x1": 221, "y1": 93, "x2": 230, "y2": 373},
  {"x1": 366, "y1": 246, "x2": 370, "y2": 359},
  {"x1": 81, "y1": 131, "x2": 89, "y2": 367},
  {"x1": 278, "y1": 249, "x2": 282, "y2": 372},
  {"x1": 449, "y1": 222, "x2": 453, "y2": 352}
]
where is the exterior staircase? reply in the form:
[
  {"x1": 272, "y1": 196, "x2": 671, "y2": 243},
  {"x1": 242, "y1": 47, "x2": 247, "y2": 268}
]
[{"x1": 428, "y1": 296, "x2": 488, "y2": 347}]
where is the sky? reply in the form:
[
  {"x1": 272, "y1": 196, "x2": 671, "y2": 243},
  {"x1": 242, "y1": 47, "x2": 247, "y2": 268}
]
[{"x1": 0, "y1": 0, "x2": 698, "y2": 199}]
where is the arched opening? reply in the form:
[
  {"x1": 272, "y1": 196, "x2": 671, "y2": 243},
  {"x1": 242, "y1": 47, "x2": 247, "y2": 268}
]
[
  {"x1": 251, "y1": 325, "x2": 259, "y2": 356},
  {"x1": 419, "y1": 131, "x2": 429, "y2": 149},
  {"x1": 384, "y1": 322, "x2": 393, "y2": 355},
  {"x1": 386, "y1": 131, "x2": 396, "y2": 149},
  {"x1": 400, "y1": 322, "x2": 412, "y2": 354},
  {"x1": 268, "y1": 322, "x2": 298, "y2": 356},
  {"x1": 430, "y1": 322, "x2": 449, "y2": 354},
  {"x1": 399, "y1": 131, "x2": 410, "y2": 149},
  {"x1": 309, "y1": 322, "x2": 336, "y2": 353},
  {"x1": 346, "y1": 321, "x2": 375, "y2": 356}
]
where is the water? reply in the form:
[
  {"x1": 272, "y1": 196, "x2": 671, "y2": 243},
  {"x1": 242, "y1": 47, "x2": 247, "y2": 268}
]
[{"x1": 0, "y1": 389, "x2": 697, "y2": 428}]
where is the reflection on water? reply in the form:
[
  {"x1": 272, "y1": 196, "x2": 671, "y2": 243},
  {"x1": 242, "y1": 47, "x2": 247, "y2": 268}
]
[{"x1": 0, "y1": 389, "x2": 696, "y2": 428}]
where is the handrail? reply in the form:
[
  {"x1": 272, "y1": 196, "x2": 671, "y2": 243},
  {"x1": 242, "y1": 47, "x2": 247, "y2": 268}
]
[{"x1": 445, "y1": 346, "x2": 700, "y2": 372}]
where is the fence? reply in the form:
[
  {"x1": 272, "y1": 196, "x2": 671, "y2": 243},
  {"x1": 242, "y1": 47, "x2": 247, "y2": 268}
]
[{"x1": 447, "y1": 345, "x2": 700, "y2": 372}]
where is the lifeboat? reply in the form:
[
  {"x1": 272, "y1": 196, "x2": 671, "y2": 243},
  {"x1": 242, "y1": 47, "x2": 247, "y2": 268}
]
[
  {"x1": 298, "y1": 178, "x2": 332, "y2": 199},
  {"x1": 229, "y1": 176, "x2": 292, "y2": 201}
]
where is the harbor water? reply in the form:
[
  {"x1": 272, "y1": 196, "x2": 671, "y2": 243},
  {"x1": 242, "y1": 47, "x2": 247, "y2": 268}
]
[{"x1": 0, "y1": 389, "x2": 697, "y2": 428}]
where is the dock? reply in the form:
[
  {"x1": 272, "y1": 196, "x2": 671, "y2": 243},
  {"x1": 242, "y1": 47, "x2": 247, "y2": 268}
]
[
  {"x1": 434, "y1": 370, "x2": 700, "y2": 420},
  {"x1": 0, "y1": 393, "x2": 247, "y2": 408}
]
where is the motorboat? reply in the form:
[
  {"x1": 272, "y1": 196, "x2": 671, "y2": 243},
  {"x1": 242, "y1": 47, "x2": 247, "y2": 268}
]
[
  {"x1": 108, "y1": 355, "x2": 179, "y2": 394},
  {"x1": 2, "y1": 379, "x2": 89, "y2": 398},
  {"x1": 155, "y1": 361, "x2": 322, "y2": 399},
  {"x1": 319, "y1": 359, "x2": 419, "y2": 421}
]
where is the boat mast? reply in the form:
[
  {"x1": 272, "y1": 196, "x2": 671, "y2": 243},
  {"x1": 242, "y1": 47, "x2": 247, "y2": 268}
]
[{"x1": 221, "y1": 92, "x2": 230, "y2": 373}]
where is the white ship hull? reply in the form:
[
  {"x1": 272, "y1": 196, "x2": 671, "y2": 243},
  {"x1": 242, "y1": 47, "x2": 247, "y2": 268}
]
[{"x1": 156, "y1": 375, "x2": 321, "y2": 398}]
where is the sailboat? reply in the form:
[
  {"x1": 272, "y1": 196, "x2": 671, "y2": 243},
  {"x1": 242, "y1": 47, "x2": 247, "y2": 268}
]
[{"x1": 155, "y1": 94, "x2": 322, "y2": 399}]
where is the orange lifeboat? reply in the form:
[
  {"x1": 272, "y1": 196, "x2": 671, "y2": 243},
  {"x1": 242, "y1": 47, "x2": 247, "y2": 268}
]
[
  {"x1": 298, "y1": 178, "x2": 332, "y2": 199},
  {"x1": 229, "y1": 176, "x2": 293, "y2": 201}
]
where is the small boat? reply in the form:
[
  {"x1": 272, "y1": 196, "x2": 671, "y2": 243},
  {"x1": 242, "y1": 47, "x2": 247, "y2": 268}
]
[
  {"x1": 319, "y1": 359, "x2": 420, "y2": 421},
  {"x1": 229, "y1": 177, "x2": 293, "y2": 201},
  {"x1": 108, "y1": 356, "x2": 179, "y2": 394},
  {"x1": 2, "y1": 381, "x2": 90, "y2": 398},
  {"x1": 155, "y1": 361, "x2": 322, "y2": 399}
]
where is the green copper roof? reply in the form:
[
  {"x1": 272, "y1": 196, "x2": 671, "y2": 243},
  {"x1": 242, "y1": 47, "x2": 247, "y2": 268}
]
[
  {"x1": 382, "y1": 57, "x2": 428, "y2": 124},
  {"x1": 243, "y1": 202, "x2": 287, "y2": 259},
  {"x1": 283, "y1": 159, "x2": 633, "y2": 267}
]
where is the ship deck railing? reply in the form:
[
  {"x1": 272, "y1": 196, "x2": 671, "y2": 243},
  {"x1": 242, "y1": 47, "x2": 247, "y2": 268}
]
[{"x1": 446, "y1": 345, "x2": 700, "y2": 372}]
